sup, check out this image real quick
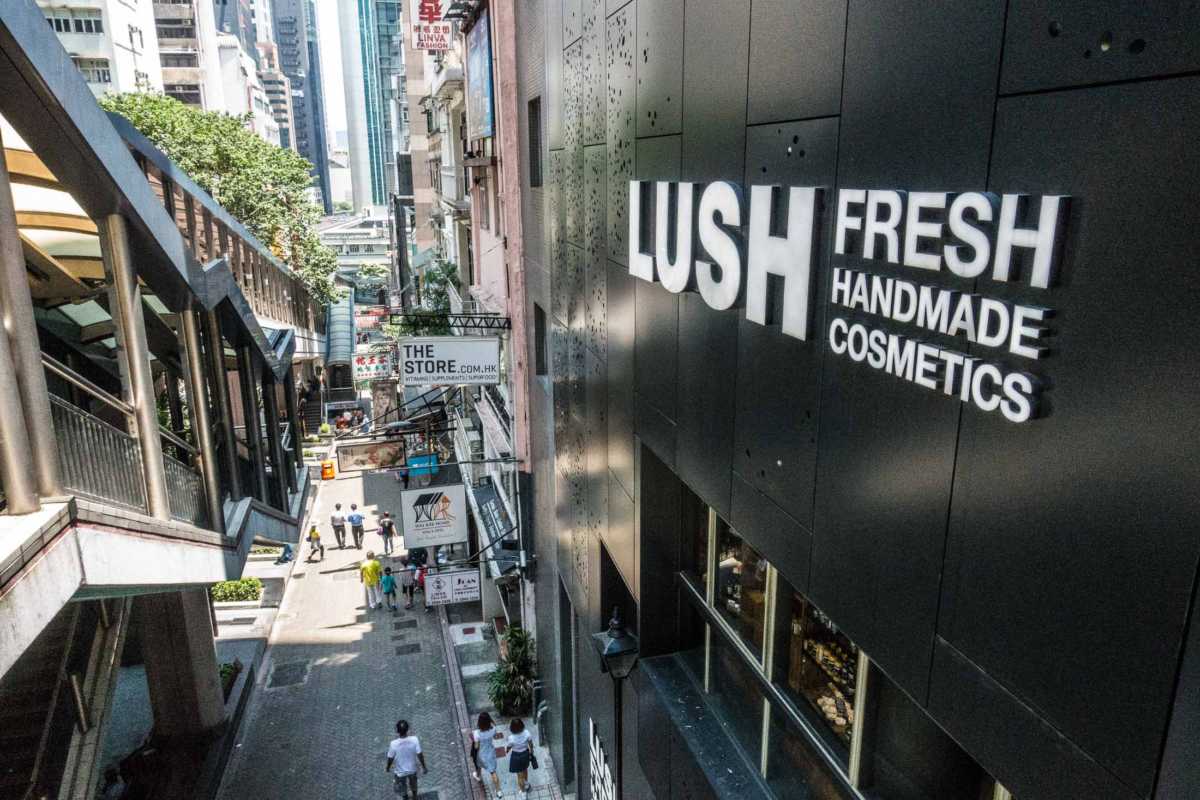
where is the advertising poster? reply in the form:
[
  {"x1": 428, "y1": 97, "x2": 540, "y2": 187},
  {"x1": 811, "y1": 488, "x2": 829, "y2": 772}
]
[
  {"x1": 398, "y1": 336, "x2": 500, "y2": 386},
  {"x1": 425, "y1": 568, "x2": 482, "y2": 605},
  {"x1": 466, "y1": 8, "x2": 495, "y2": 139},
  {"x1": 409, "y1": 0, "x2": 452, "y2": 51},
  {"x1": 400, "y1": 483, "x2": 468, "y2": 548},
  {"x1": 336, "y1": 440, "x2": 406, "y2": 472}
]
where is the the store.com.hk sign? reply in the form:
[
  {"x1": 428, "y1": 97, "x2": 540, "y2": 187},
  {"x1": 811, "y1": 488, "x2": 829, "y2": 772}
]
[{"x1": 628, "y1": 181, "x2": 1069, "y2": 423}]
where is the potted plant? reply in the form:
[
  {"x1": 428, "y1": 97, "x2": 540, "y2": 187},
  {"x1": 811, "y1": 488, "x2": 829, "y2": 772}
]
[{"x1": 487, "y1": 627, "x2": 536, "y2": 716}]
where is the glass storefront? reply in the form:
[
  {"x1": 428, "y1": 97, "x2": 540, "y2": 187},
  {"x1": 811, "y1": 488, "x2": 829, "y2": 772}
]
[
  {"x1": 709, "y1": 632, "x2": 766, "y2": 760},
  {"x1": 765, "y1": 705, "x2": 856, "y2": 800},
  {"x1": 714, "y1": 519, "x2": 769, "y2": 659},
  {"x1": 776, "y1": 589, "x2": 859, "y2": 760},
  {"x1": 672, "y1": 501, "x2": 1010, "y2": 800}
]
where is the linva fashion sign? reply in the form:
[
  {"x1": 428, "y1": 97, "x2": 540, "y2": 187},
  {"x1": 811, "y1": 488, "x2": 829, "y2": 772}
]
[{"x1": 628, "y1": 181, "x2": 1070, "y2": 423}]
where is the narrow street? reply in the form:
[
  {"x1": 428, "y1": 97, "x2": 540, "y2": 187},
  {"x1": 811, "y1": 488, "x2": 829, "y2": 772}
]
[{"x1": 217, "y1": 470, "x2": 470, "y2": 800}]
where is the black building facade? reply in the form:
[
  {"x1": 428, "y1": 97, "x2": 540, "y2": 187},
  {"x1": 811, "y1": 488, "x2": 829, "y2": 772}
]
[{"x1": 518, "y1": 2, "x2": 1200, "y2": 800}]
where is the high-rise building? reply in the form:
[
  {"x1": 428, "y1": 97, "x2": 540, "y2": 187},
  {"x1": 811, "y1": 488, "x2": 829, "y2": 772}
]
[
  {"x1": 153, "y1": 0, "x2": 225, "y2": 109},
  {"x1": 37, "y1": 0, "x2": 163, "y2": 96},
  {"x1": 336, "y1": 0, "x2": 406, "y2": 210},
  {"x1": 256, "y1": 42, "x2": 295, "y2": 150},
  {"x1": 217, "y1": 32, "x2": 278, "y2": 144},
  {"x1": 271, "y1": 0, "x2": 332, "y2": 213},
  {"x1": 212, "y1": 0, "x2": 257, "y2": 62}
]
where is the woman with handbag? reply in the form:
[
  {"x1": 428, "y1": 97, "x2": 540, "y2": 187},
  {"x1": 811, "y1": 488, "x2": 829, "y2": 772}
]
[
  {"x1": 506, "y1": 718, "x2": 537, "y2": 797},
  {"x1": 470, "y1": 712, "x2": 503, "y2": 797}
]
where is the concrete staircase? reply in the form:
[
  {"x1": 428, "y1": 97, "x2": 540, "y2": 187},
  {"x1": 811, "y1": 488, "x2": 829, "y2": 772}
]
[{"x1": 0, "y1": 603, "x2": 80, "y2": 798}]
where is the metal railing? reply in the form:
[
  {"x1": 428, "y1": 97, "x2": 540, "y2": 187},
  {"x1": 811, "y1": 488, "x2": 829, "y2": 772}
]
[
  {"x1": 483, "y1": 384, "x2": 513, "y2": 434},
  {"x1": 163, "y1": 453, "x2": 206, "y2": 527},
  {"x1": 50, "y1": 395, "x2": 148, "y2": 514}
]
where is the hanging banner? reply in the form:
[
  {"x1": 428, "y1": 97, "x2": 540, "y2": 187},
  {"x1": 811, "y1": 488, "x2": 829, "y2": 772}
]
[
  {"x1": 336, "y1": 440, "x2": 406, "y2": 472},
  {"x1": 410, "y1": 0, "x2": 453, "y2": 51},
  {"x1": 426, "y1": 568, "x2": 482, "y2": 605},
  {"x1": 401, "y1": 483, "x2": 468, "y2": 548},
  {"x1": 398, "y1": 336, "x2": 501, "y2": 386},
  {"x1": 465, "y1": 7, "x2": 495, "y2": 139},
  {"x1": 353, "y1": 350, "x2": 393, "y2": 381}
]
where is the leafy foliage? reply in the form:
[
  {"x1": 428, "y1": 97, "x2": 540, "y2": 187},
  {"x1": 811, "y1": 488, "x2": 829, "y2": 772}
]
[
  {"x1": 487, "y1": 627, "x2": 537, "y2": 715},
  {"x1": 99, "y1": 92, "x2": 337, "y2": 303},
  {"x1": 211, "y1": 577, "x2": 263, "y2": 602},
  {"x1": 381, "y1": 259, "x2": 463, "y2": 338}
]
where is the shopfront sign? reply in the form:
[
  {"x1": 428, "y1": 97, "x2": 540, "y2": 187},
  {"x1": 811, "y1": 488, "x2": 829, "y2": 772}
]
[
  {"x1": 400, "y1": 483, "x2": 468, "y2": 548},
  {"x1": 425, "y1": 568, "x2": 481, "y2": 605},
  {"x1": 398, "y1": 336, "x2": 501, "y2": 386},
  {"x1": 589, "y1": 719, "x2": 616, "y2": 800},
  {"x1": 409, "y1": 0, "x2": 453, "y2": 51},
  {"x1": 628, "y1": 181, "x2": 1070, "y2": 423},
  {"x1": 353, "y1": 350, "x2": 392, "y2": 382}
]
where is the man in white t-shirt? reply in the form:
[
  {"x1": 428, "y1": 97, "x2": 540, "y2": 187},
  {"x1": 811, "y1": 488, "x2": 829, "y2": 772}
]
[{"x1": 385, "y1": 719, "x2": 427, "y2": 799}]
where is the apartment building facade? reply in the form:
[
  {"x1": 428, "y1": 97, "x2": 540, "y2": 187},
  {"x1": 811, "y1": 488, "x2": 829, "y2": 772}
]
[{"x1": 37, "y1": 0, "x2": 164, "y2": 96}]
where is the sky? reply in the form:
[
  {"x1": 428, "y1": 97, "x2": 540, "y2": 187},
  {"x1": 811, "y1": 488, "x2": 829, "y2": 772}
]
[{"x1": 314, "y1": 1, "x2": 348, "y2": 146}]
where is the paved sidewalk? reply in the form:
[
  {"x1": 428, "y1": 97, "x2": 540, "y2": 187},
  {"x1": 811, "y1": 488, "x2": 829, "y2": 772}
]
[{"x1": 217, "y1": 471, "x2": 470, "y2": 800}]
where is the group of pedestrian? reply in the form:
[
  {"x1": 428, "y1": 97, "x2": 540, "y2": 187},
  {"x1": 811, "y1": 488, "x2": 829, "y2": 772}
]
[
  {"x1": 328, "y1": 502, "x2": 366, "y2": 549},
  {"x1": 360, "y1": 552, "x2": 421, "y2": 611},
  {"x1": 385, "y1": 712, "x2": 538, "y2": 800}
]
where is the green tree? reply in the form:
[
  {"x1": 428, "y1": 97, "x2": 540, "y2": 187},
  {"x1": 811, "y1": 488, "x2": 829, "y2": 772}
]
[
  {"x1": 379, "y1": 259, "x2": 462, "y2": 338},
  {"x1": 99, "y1": 92, "x2": 337, "y2": 302}
]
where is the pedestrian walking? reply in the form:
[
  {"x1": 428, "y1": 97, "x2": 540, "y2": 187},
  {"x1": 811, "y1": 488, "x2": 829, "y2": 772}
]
[
  {"x1": 382, "y1": 567, "x2": 398, "y2": 611},
  {"x1": 330, "y1": 503, "x2": 347, "y2": 549},
  {"x1": 470, "y1": 711, "x2": 502, "y2": 797},
  {"x1": 306, "y1": 525, "x2": 324, "y2": 562},
  {"x1": 385, "y1": 719, "x2": 427, "y2": 800},
  {"x1": 400, "y1": 559, "x2": 416, "y2": 609},
  {"x1": 348, "y1": 503, "x2": 365, "y2": 549},
  {"x1": 507, "y1": 718, "x2": 536, "y2": 796},
  {"x1": 379, "y1": 511, "x2": 397, "y2": 555},
  {"x1": 361, "y1": 551, "x2": 383, "y2": 610}
]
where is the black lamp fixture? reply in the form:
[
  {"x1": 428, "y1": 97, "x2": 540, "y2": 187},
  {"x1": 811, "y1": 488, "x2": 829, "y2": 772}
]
[
  {"x1": 591, "y1": 606, "x2": 640, "y2": 679},
  {"x1": 591, "y1": 607, "x2": 639, "y2": 799}
]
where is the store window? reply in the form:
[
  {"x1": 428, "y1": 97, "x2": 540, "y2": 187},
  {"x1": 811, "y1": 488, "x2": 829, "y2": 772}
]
[
  {"x1": 708, "y1": 631, "x2": 765, "y2": 760},
  {"x1": 765, "y1": 706, "x2": 856, "y2": 800},
  {"x1": 714, "y1": 519, "x2": 769, "y2": 659},
  {"x1": 775, "y1": 590, "x2": 859, "y2": 760}
]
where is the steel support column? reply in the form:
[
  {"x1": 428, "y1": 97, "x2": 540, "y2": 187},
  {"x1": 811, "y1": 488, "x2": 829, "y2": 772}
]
[
  {"x1": 100, "y1": 214, "x2": 169, "y2": 520},
  {"x1": 180, "y1": 306, "x2": 224, "y2": 533},
  {"x1": 204, "y1": 310, "x2": 242, "y2": 500},
  {"x1": 0, "y1": 132, "x2": 59, "y2": 499},
  {"x1": 283, "y1": 369, "x2": 304, "y2": 472},
  {"x1": 236, "y1": 346, "x2": 268, "y2": 503},
  {"x1": 261, "y1": 370, "x2": 289, "y2": 509}
]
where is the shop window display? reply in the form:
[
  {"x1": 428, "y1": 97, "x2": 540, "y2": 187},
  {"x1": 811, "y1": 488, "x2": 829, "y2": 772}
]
[
  {"x1": 714, "y1": 520, "x2": 769, "y2": 658},
  {"x1": 776, "y1": 590, "x2": 859, "y2": 760}
]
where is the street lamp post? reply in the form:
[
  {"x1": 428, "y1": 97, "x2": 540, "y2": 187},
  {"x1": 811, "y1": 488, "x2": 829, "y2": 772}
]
[{"x1": 591, "y1": 607, "x2": 639, "y2": 799}]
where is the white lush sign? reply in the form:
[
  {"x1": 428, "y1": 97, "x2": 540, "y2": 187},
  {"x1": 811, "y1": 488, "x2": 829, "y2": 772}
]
[
  {"x1": 589, "y1": 719, "x2": 616, "y2": 800},
  {"x1": 425, "y1": 568, "x2": 481, "y2": 605},
  {"x1": 400, "y1": 484, "x2": 468, "y2": 548},
  {"x1": 398, "y1": 336, "x2": 501, "y2": 386},
  {"x1": 628, "y1": 180, "x2": 1070, "y2": 423}
]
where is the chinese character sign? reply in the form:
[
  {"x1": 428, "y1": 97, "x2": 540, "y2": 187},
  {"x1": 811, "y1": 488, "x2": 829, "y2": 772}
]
[
  {"x1": 352, "y1": 351, "x2": 393, "y2": 381},
  {"x1": 410, "y1": 0, "x2": 452, "y2": 51}
]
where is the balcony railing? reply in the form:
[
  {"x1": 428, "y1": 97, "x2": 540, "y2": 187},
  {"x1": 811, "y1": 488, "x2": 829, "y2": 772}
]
[
  {"x1": 163, "y1": 452, "x2": 206, "y2": 527},
  {"x1": 50, "y1": 395, "x2": 147, "y2": 514}
]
